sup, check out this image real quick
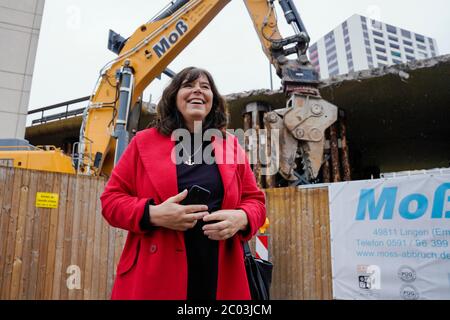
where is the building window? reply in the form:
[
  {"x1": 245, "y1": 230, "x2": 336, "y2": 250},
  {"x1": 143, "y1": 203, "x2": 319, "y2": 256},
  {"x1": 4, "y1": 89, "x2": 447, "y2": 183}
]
[
  {"x1": 364, "y1": 39, "x2": 370, "y2": 46},
  {"x1": 401, "y1": 29, "x2": 411, "y2": 39},
  {"x1": 366, "y1": 47, "x2": 372, "y2": 55},
  {"x1": 392, "y1": 59, "x2": 402, "y2": 64},
  {"x1": 388, "y1": 35, "x2": 398, "y2": 42},
  {"x1": 325, "y1": 38, "x2": 336, "y2": 49},
  {"x1": 418, "y1": 51, "x2": 428, "y2": 58},
  {"x1": 391, "y1": 51, "x2": 401, "y2": 58},
  {"x1": 428, "y1": 38, "x2": 434, "y2": 47},
  {"x1": 406, "y1": 55, "x2": 415, "y2": 61},
  {"x1": 375, "y1": 46, "x2": 386, "y2": 53},
  {"x1": 327, "y1": 55, "x2": 337, "y2": 66},
  {"x1": 325, "y1": 31, "x2": 334, "y2": 40},
  {"x1": 417, "y1": 44, "x2": 427, "y2": 51},
  {"x1": 415, "y1": 34, "x2": 425, "y2": 43},
  {"x1": 325, "y1": 39, "x2": 335, "y2": 48},
  {"x1": 329, "y1": 64, "x2": 339, "y2": 74},
  {"x1": 390, "y1": 43, "x2": 400, "y2": 49},
  {"x1": 326, "y1": 44, "x2": 336, "y2": 55},
  {"x1": 386, "y1": 24, "x2": 397, "y2": 34},
  {"x1": 360, "y1": 16, "x2": 367, "y2": 23},
  {"x1": 372, "y1": 30, "x2": 383, "y2": 38},
  {"x1": 309, "y1": 51, "x2": 318, "y2": 61},
  {"x1": 377, "y1": 54, "x2": 387, "y2": 61},
  {"x1": 345, "y1": 44, "x2": 351, "y2": 52},
  {"x1": 371, "y1": 20, "x2": 382, "y2": 30},
  {"x1": 405, "y1": 47, "x2": 414, "y2": 54},
  {"x1": 378, "y1": 62, "x2": 386, "y2": 66},
  {"x1": 344, "y1": 35, "x2": 350, "y2": 44},
  {"x1": 374, "y1": 38, "x2": 385, "y2": 46},
  {"x1": 329, "y1": 69, "x2": 339, "y2": 77},
  {"x1": 362, "y1": 23, "x2": 367, "y2": 31},
  {"x1": 403, "y1": 40, "x2": 413, "y2": 47},
  {"x1": 348, "y1": 60, "x2": 354, "y2": 70},
  {"x1": 346, "y1": 52, "x2": 353, "y2": 60}
]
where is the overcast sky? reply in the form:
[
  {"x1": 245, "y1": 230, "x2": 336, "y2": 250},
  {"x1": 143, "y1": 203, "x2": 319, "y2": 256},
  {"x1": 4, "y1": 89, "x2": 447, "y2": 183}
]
[{"x1": 29, "y1": 0, "x2": 450, "y2": 116}]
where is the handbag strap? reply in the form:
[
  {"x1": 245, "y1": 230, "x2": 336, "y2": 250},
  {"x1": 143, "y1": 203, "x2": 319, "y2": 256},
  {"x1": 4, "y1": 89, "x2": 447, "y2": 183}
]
[{"x1": 243, "y1": 241, "x2": 253, "y2": 258}]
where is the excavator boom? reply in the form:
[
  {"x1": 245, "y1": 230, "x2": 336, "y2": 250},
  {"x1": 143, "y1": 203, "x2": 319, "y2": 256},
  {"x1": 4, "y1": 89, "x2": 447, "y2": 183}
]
[{"x1": 1, "y1": 0, "x2": 338, "y2": 184}]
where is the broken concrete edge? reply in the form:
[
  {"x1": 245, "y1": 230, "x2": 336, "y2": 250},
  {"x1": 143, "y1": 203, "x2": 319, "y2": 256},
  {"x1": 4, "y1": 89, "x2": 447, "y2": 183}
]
[{"x1": 224, "y1": 53, "x2": 450, "y2": 100}]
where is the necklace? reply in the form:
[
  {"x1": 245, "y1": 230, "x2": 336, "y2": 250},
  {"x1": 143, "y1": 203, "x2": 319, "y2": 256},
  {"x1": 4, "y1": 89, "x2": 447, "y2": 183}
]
[{"x1": 181, "y1": 143, "x2": 203, "y2": 166}]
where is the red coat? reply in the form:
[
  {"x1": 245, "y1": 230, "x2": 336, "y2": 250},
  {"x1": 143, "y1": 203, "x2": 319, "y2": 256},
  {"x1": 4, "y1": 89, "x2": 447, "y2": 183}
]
[{"x1": 100, "y1": 128, "x2": 266, "y2": 300}]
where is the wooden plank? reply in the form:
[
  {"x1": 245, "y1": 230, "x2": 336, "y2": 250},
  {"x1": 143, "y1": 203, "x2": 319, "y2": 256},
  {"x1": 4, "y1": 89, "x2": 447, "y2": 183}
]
[
  {"x1": 59, "y1": 174, "x2": 76, "y2": 300},
  {"x1": 288, "y1": 188, "x2": 300, "y2": 299},
  {"x1": 320, "y1": 188, "x2": 332, "y2": 299},
  {"x1": 106, "y1": 177, "x2": 120, "y2": 299},
  {"x1": 68, "y1": 175, "x2": 84, "y2": 300},
  {"x1": 0, "y1": 167, "x2": 14, "y2": 296},
  {"x1": 18, "y1": 170, "x2": 38, "y2": 299},
  {"x1": 312, "y1": 188, "x2": 323, "y2": 299},
  {"x1": 82, "y1": 178, "x2": 99, "y2": 300},
  {"x1": 106, "y1": 221, "x2": 116, "y2": 297},
  {"x1": 98, "y1": 203, "x2": 110, "y2": 299},
  {"x1": 75, "y1": 176, "x2": 90, "y2": 300},
  {"x1": 35, "y1": 172, "x2": 55, "y2": 299},
  {"x1": 267, "y1": 188, "x2": 277, "y2": 298},
  {"x1": 285, "y1": 188, "x2": 294, "y2": 299},
  {"x1": 113, "y1": 226, "x2": 126, "y2": 286},
  {"x1": 26, "y1": 170, "x2": 48, "y2": 299},
  {"x1": 51, "y1": 173, "x2": 69, "y2": 299},
  {"x1": 43, "y1": 173, "x2": 62, "y2": 299},
  {"x1": 272, "y1": 188, "x2": 283, "y2": 299},
  {"x1": 300, "y1": 187, "x2": 310, "y2": 299},
  {"x1": 91, "y1": 179, "x2": 104, "y2": 299},
  {"x1": 294, "y1": 187, "x2": 304, "y2": 299},
  {"x1": 9, "y1": 169, "x2": 30, "y2": 299},
  {"x1": 1, "y1": 168, "x2": 23, "y2": 299}
]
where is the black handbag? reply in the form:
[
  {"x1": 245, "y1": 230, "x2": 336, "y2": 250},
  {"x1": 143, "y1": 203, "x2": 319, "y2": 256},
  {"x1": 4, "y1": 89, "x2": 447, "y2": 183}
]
[{"x1": 243, "y1": 241, "x2": 273, "y2": 300}]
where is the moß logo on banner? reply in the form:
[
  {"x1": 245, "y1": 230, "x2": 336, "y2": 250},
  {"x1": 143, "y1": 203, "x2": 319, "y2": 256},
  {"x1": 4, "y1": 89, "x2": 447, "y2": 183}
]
[{"x1": 329, "y1": 173, "x2": 450, "y2": 299}]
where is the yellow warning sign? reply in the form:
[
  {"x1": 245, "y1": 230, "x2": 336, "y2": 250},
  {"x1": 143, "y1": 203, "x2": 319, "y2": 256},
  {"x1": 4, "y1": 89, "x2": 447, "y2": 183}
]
[{"x1": 36, "y1": 192, "x2": 59, "y2": 209}]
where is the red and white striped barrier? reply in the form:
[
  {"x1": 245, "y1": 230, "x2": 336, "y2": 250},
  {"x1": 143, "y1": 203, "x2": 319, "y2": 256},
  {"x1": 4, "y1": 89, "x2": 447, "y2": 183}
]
[{"x1": 255, "y1": 235, "x2": 269, "y2": 261}]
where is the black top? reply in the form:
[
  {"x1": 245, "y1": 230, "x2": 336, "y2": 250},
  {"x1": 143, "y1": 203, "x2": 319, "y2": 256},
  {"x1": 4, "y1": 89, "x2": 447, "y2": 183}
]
[{"x1": 140, "y1": 135, "x2": 224, "y2": 300}]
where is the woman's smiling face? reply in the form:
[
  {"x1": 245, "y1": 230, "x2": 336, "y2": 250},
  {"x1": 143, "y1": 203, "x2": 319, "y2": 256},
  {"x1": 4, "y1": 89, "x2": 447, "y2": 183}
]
[{"x1": 176, "y1": 74, "x2": 213, "y2": 130}]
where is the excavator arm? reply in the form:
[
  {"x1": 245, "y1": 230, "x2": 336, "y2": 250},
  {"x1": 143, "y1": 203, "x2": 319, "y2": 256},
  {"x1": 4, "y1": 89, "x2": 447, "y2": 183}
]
[
  {"x1": 79, "y1": 0, "x2": 337, "y2": 183},
  {"x1": 245, "y1": 0, "x2": 338, "y2": 183},
  {"x1": 77, "y1": 0, "x2": 232, "y2": 175},
  {"x1": 1, "y1": 0, "x2": 338, "y2": 183}
]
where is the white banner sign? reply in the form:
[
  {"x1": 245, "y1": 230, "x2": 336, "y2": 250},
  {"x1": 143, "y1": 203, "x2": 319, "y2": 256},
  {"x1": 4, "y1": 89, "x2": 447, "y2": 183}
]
[{"x1": 329, "y1": 174, "x2": 450, "y2": 300}]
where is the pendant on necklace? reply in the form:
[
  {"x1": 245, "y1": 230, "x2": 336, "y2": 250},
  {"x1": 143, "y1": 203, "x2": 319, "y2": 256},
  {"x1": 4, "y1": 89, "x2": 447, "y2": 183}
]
[{"x1": 184, "y1": 156, "x2": 195, "y2": 166}]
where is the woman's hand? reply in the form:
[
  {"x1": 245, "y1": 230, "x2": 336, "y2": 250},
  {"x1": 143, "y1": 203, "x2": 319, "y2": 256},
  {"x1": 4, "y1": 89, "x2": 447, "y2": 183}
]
[
  {"x1": 149, "y1": 189, "x2": 209, "y2": 231},
  {"x1": 202, "y1": 209, "x2": 248, "y2": 240}
]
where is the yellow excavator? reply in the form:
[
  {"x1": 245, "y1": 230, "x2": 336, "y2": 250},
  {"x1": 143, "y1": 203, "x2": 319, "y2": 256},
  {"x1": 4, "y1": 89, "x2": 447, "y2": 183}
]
[{"x1": 0, "y1": 0, "x2": 337, "y2": 184}]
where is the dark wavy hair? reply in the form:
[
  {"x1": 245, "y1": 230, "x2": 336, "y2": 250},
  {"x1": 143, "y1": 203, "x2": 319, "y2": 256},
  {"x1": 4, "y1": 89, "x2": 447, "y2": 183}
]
[{"x1": 155, "y1": 67, "x2": 228, "y2": 136}]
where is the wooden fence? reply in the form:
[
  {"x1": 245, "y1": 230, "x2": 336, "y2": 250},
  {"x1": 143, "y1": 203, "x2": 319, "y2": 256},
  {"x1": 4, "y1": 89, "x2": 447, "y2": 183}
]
[
  {"x1": 0, "y1": 166, "x2": 332, "y2": 299},
  {"x1": 265, "y1": 186, "x2": 332, "y2": 300},
  {"x1": 0, "y1": 166, "x2": 126, "y2": 300}
]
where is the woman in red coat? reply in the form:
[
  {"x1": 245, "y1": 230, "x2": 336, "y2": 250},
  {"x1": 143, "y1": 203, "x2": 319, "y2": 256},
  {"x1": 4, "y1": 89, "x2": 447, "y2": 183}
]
[{"x1": 100, "y1": 67, "x2": 266, "y2": 300}]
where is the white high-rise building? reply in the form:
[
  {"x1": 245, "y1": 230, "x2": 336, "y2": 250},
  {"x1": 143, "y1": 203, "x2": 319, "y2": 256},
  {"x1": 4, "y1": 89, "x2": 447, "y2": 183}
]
[
  {"x1": 308, "y1": 14, "x2": 439, "y2": 79},
  {"x1": 0, "y1": 0, "x2": 45, "y2": 139}
]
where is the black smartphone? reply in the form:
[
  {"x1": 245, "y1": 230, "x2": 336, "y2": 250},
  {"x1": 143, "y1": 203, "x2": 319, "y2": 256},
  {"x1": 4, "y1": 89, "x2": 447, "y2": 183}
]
[{"x1": 181, "y1": 185, "x2": 211, "y2": 206}]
